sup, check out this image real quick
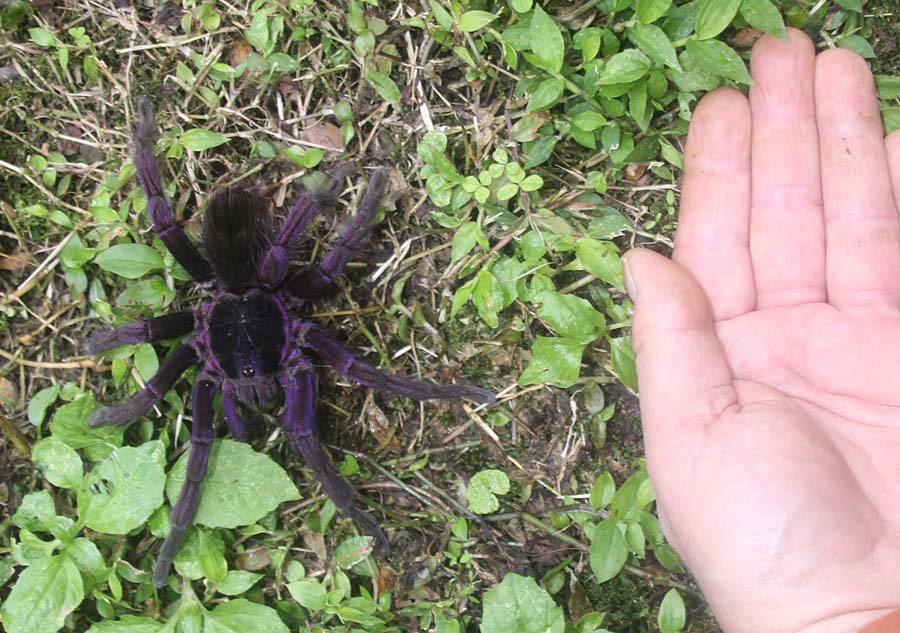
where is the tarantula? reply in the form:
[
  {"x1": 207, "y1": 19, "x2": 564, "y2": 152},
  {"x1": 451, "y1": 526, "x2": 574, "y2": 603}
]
[{"x1": 85, "y1": 98, "x2": 494, "y2": 588}]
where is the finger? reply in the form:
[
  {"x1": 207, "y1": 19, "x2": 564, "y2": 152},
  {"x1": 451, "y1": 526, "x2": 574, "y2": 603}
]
[
  {"x1": 673, "y1": 88, "x2": 755, "y2": 320},
  {"x1": 624, "y1": 249, "x2": 737, "y2": 465},
  {"x1": 886, "y1": 130, "x2": 900, "y2": 212},
  {"x1": 749, "y1": 29, "x2": 826, "y2": 308},
  {"x1": 816, "y1": 48, "x2": 900, "y2": 312}
]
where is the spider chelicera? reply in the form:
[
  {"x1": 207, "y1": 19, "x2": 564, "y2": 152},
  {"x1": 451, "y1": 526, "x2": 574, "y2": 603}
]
[{"x1": 85, "y1": 98, "x2": 494, "y2": 588}]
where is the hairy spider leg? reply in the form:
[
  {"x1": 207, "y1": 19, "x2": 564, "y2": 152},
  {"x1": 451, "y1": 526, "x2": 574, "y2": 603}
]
[
  {"x1": 300, "y1": 324, "x2": 496, "y2": 404},
  {"x1": 89, "y1": 344, "x2": 199, "y2": 428},
  {"x1": 287, "y1": 168, "x2": 389, "y2": 299},
  {"x1": 221, "y1": 383, "x2": 250, "y2": 442},
  {"x1": 153, "y1": 378, "x2": 216, "y2": 588},
  {"x1": 280, "y1": 367, "x2": 389, "y2": 552},
  {"x1": 83, "y1": 311, "x2": 195, "y2": 355},
  {"x1": 133, "y1": 98, "x2": 214, "y2": 283}
]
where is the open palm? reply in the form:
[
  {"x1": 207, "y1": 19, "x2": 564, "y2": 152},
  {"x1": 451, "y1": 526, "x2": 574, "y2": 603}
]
[{"x1": 627, "y1": 30, "x2": 900, "y2": 633}]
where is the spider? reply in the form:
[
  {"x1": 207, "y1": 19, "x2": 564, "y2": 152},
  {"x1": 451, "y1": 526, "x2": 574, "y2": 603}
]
[{"x1": 85, "y1": 98, "x2": 494, "y2": 588}]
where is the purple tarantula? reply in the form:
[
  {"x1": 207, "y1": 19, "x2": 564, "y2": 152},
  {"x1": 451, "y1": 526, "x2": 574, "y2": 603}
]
[{"x1": 85, "y1": 98, "x2": 494, "y2": 588}]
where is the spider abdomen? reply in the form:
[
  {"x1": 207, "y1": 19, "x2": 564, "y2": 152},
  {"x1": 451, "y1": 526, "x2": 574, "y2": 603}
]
[{"x1": 208, "y1": 290, "x2": 286, "y2": 380}]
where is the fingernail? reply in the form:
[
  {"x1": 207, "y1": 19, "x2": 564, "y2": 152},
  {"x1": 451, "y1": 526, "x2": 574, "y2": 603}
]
[{"x1": 622, "y1": 255, "x2": 638, "y2": 300}]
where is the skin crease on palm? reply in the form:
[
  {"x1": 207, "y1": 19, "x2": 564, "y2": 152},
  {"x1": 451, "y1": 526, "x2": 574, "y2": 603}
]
[{"x1": 624, "y1": 29, "x2": 900, "y2": 633}]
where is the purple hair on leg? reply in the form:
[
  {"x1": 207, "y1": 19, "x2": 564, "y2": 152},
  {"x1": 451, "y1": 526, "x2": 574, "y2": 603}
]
[
  {"x1": 153, "y1": 378, "x2": 216, "y2": 588},
  {"x1": 84, "y1": 311, "x2": 195, "y2": 355}
]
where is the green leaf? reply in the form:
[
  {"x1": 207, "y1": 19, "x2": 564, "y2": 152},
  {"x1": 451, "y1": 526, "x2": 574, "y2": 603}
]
[
  {"x1": 29, "y1": 27, "x2": 56, "y2": 47},
  {"x1": 834, "y1": 0, "x2": 862, "y2": 11},
  {"x1": 50, "y1": 394, "x2": 124, "y2": 461},
  {"x1": 575, "y1": 238, "x2": 624, "y2": 290},
  {"x1": 166, "y1": 439, "x2": 300, "y2": 529},
  {"x1": 654, "y1": 543, "x2": 685, "y2": 573},
  {"x1": 466, "y1": 469, "x2": 510, "y2": 514},
  {"x1": 78, "y1": 441, "x2": 167, "y2": 534},
  {"x1": 684, "y1": 39, "x2": 752, "y2": 85},
  {"x1": 629, "y1": 23, "x2": 681, "y2": 71},
  {"x1": 571, "y1": 110, "x2": 606, "y2": 132},
  {"x1": 518, "y1": 337, "x2": 585, "y2": 389},
  {"x1": 527, "y1": 77, "x2": 566, "y2": 112},
  {"x1": 609, "y1": 336, "x2": 638, "y2": 392},
  {"x1": 27, "y1": 385, "x2": 59, "y2": 428},
  {"x1": 635, "y1": 0, "x2": 671, "y2": 23},
  {"x1": 876, "y1": 75, "x2": 900, "y2": 100},
  {"x1": 458, "y1": 10, "x2": 497, "y2": 32},
  {"x1": 590, "y1": 472, "x2": 616, "y2": 510},
  {"x1": 589, "y1": 519, "x2": 628, "y2": 583},
  {"x1": 529, "y1": 5, "x2": 565, "y2": 74},
  {"x1": 481, "y1": 573, "x2": 565, "y2": 633},
  {"x1": 287, "y1": 579, "x2": 327, "y2": 610},
  {"x1": 0, "y1": 554, "x2": 84, "y2": 633},
  {"x1": 658, "y1": 589, "x2": 686, "y2": 633},
  {"x1": 472, "y1": 269, "x2": 504, "y2": 329},
  {"x1": 451, "y1": 222, "x2": 485, "y2": 262},
  {"x1": 204, "y1": 599, "x2": 290, "y2": 633},
  {"x1": 32, "y1": 438, "x2": 83, "y2": 489},
  {"x1": 86, "y1": 615, "x2": 164, "y2": 633},
  {"x1": 216, "y1": 570, "x2": 263, "y2": 596},
  {"x1": 366, "y1": 70, "x2": 401, "y2": 103},
  {"x1": 332, "y1": 536, "x2": 375, "y2": 569},
  {"x1": 94, "y1": 244, "x2": 164, "y2": 279},
  {"x1": 133, "y1": 343, "x2": 159, "y2": 382},
  {"x1": 534, "y1": 290, "x2": 605, "y2": 345},
  {"x1": 451, "y1": 276, "x2": 478, "y2": 319},
  {"x1": 180, "y1": 128, "x2": 229, "y2": 151},
  {"x1": 694, "y1": 0, "x2": 741, "y2": 40},
  {"x1": 837, "y1": 35, "x2": 875, "y2": 59},
  {"x1": 598, "y1": 49, "x2": 651, "y2": 85},
  {"x1": 739, "y1": 0, "x2": 786, "y2": 40},
  {"x1": 12, "y1": 490, "x2": 57, "y2": 532}
]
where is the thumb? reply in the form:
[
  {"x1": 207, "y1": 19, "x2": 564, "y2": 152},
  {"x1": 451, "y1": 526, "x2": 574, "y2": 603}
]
[{"x1": 623, "y1": 249, "x2": 737, "y2": 458}]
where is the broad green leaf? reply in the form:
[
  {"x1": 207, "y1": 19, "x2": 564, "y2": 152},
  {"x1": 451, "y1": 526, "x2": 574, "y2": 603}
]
[
  {"x1": 837, "y1": 35, "x2": 875, "y2": 59},
  {"x1": 635, "y1": 0, "x2": 671, "y2": 24},
  {"x1": 95, "y1": 244, "x2": 164, "y2": 279},
  {"x1": 333, "y1": 536, "x2": 375, "y2": 569},
  {"x1": 32, "y1": 437, "x2": 83, "y2": 489},
  {"x1": 575, "y1": 238, "x2": 624, "y2": 290},
  {"x1": 609, "y1": 336, "x2": 638, "y2": 392},
  {"x1": 198, "y1": 527, "x2": 228, "y2": 584},
  {"x1": 589, "y1": 519, "x2": 628, "y2": 583},
  {"x1": 598, "y1": 49, "x2": 651, "y2": 85},
  {"x1": 694, "y1": 0, "x2": 741, "y2": 40},
  {"x1": 571, "y1": 110, "x2": 606, "y2": 132},
  {"x1": 518, "y1": 336, "x2": 585, "y2": 389},
  {"x1": 86, "y1": 615, "x2": 164, "y2": 632},
  {"x1": 0, "y1": 554, "x2": 84, "y2": 633},
  {"x1": 739, "y1": 0, "x2": 786, "y2": 40},
  {"x1": 529, "y1": 5, "x2": 564, "y2": 73},
  {"x1": 29, "y1": 27, "x2": 56, "y2": 47},
  {"x1": 366, "y1": 70, "x2": 401, "y2": 103},
  {"x1": 451, "y1": 276, "x2": 478, "y2": 319},
  {"x1": 884, "y1": 107, "x2": 900, "y2": 135},
  {"x1": 628, "y1": 23, "x2": 680, "y2": 70},
  {"x1": 78, "y1": 441, "x2": 167, "y2": 534},
  {"x1": 834, "y1": 0, "x2": 862, "y2": 10},
  {"x1": 527, "y1": 77, "x2": 566, "y2": 112},
  {"x1": 217, "y1": 570, "x2": 263, "y2": 596},
  {"x1": 180, "y1": 128, "x2": 229, "y2": 151},
  {"x1": 481, "y1": 573, "x2": 565, "y2": 633},
  {"x1": 658, "y1": 589, "x2": 686, "y2": 633},
  {"x1": 876, "y1": 75, "x2": 900, "y2": 100},
  {"x1": 451, "y1": 222, "x2": 485, "y2": 262},
  {"x1": 534, "y1": 290, "x2": 605, "y2": 344},
  {"x1": 684, "y1": 39, "x2": 752, "y2": 86},
  {"x1": 466, "y1": 469, "x2": 510, "y2": 514},
  {"x1": 654, "y1": 543, "x2": 685, "y2": 573},
  {"x1": 472, "y1": 269, "x2": 504, "y2": 329},
  {"x1": 590, "y1": 472, "x2": 616, "y2": 510},
  {"x1": 166, "y1": 439, "x2": 300, "y2": 529},
  {"x1": 579, "y1": 27, "x2": 601, "y2": 63},
  {"x1": 458, "y1": 10, "x2": 497, "y2": 32},
  {"x1": 288, "y1": 579, "x2": 327, "y2": 610},
  {"x1": 610, "y1": 465, "x2": 649, "y2": 519},
  {"x1": 27, "y1": 385, "x2": 59, "y2": 428},
  {"x1": 12, "y1": 490, "x2": 57, "y2": 532},
  {"x1": 133, "y1": 343, "x2": 159, "y2": 382},
  {"x1": 511, "y1": 0, "x2": 533, "y2": 12},
  {"x1": 204, "y1": 599, "x2": 290, "y2": 633},
  {"x1": 50, "y1": 394, "x2": 124, "y2": 461}
]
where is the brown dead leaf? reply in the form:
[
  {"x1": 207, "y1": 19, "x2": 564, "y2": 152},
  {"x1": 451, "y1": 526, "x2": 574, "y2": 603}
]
[
  {"x1": 377, "y1": 567, "x2": 396, "y2": 594},
  {"x1": 623, "y1": 162, "x2": 648, "y2": 183},
  {"x1": 732, "y1": 27, "x2": 763, "y2": 49},
  {"x1": 302, "y1": 530, "x2": 327, "y2": 560},
  {"x1": 235, "y1": 546, "x2": 270, "y2": 571},
  {"x1": 0, "y1": 251, "x2": 29, "y2": 274},
  {"x1": 0, "y1": 378, "x2": 17, "y2": 411},
  {"x1": 230, "y1": 40, "x2": 252, "y2": 67},
  {"x1": 363, "y1": 396, "x2": 401, "y2": 452},
  {"x1": 303, "y1": 121, "x2": 344, "y2": 153}
]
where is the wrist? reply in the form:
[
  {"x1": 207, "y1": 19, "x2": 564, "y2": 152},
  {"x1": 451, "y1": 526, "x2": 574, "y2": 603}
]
[{"x1": 789, "y1": 610, "x2": 900, "y2": 633}]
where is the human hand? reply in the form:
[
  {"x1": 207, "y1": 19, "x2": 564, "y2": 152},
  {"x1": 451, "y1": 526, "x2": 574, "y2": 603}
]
[{"x1": 625, "y1": 29, "x2": 900, "y2": 633}]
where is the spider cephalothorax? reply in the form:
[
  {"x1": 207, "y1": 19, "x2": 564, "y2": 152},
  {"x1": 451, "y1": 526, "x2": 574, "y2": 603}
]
[{"x1": 85, "y1": 98, "x2": 494, "y2": 588}]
